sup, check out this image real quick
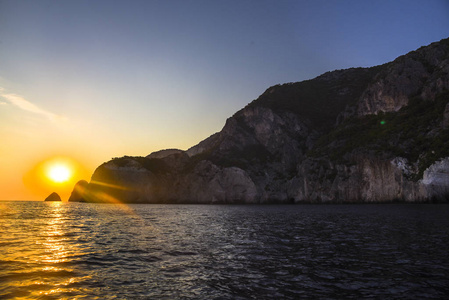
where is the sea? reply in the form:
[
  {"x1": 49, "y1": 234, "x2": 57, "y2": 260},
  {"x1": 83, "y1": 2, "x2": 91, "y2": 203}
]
[{"x1": 1, "y1": 202, "x2": 448, "y2": 299}]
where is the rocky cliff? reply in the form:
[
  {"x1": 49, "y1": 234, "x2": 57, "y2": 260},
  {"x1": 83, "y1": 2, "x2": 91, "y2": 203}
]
[{"x1": 75, "y1": 37, "x2": 449, "y2": 203}]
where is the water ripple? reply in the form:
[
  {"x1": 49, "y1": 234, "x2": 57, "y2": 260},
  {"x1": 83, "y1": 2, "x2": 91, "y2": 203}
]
[{"x1": 1, "y1": 202, "x2": 449, "y2": 299}]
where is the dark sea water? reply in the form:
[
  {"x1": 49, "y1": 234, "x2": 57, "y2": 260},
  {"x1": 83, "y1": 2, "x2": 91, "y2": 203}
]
[{"x1": 1, "y1": 202, "x2": 449, "y2": 299}]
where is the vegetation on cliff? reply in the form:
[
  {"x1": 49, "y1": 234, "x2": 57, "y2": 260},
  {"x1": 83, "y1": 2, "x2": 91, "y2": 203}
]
[
  {"x1": 310, "y1": 90, "x2": 449, "y2": 180},
  {"x1": 245, "y1": 67, "x2": 383, "y2": 129}
]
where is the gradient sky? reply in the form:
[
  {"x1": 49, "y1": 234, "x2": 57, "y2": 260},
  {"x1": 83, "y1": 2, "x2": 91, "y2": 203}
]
[{"x1": 1, "y1": 0, "x2": 449, "y2": 200}]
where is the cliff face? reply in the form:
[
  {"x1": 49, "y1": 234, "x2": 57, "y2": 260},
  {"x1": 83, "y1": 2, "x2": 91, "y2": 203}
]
[
  {"x1": 357, "y1": 40, "x2": 449, "y2": 116},
  {"x1": 81, "y1": 38, "x2": 449, "y2": 203}
]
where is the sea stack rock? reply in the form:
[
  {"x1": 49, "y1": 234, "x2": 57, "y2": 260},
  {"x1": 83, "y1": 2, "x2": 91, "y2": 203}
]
[
  {"x1": 45, "y1": 192, "x2": 62, "y2": 202},
  {"x1": 68, "y1": 180, "x2": 89, "y2": 202}
]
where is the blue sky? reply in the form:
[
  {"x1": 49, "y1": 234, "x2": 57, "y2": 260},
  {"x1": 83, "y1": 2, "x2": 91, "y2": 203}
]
[{"x1": 0, "y1": 0, "x2": 448, "y2": 200}]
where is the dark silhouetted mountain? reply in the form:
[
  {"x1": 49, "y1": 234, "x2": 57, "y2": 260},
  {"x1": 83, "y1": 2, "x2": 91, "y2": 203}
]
[{"x1": 74, "y1": 37, "x2": 449, "y2": 203}]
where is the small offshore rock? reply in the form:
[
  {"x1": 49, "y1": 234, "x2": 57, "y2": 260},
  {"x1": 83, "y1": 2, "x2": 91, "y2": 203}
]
[{"x1": 45, "y1": 192, "x2": 62, "y2": 202}]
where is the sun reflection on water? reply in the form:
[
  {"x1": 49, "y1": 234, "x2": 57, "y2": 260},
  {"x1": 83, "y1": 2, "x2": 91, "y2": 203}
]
[
  {"x1": 25, "y1": 202, "x2": 92, "y2": 298},
  {"x1": 1, "y1": 201, "x2": 141, "y2": 299},
  {"x1": 37, "y1": 202, "x2": 66, "y2": 263},
  {"x1": 40, "y1": 203, "x2": 69, "y2": 264}
]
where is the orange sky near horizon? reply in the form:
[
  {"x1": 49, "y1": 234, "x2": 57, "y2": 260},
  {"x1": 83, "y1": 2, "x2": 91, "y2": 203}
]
[
  {"x1": 1, "y1": 151, "x2": 93, "y2": 201},
  {"x1": 0, "y1": 113, "x2": 198, "y2": 201},
  {"x1": 0, "y1": 87, "x2": 215, "y2": 201}
]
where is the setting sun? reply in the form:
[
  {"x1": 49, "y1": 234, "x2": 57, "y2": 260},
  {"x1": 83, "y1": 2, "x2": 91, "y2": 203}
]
[
  {"x1": 22, "y1": 156, "x2": 91, "y2": 201},
  {"x1": 47, "y1": 164, "x2": 72, "y2": 183}
]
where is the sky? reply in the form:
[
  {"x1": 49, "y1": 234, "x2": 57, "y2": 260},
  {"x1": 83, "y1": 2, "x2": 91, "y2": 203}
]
[{"x1": 1, "y1": 0, "x2": 449, "y2": 201}]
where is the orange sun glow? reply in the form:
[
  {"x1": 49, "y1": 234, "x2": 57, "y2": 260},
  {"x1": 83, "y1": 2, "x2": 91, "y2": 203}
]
[
  {"x1": 23, "y1": 156, "x2": 91, "y2": 200},
  {"x1": 47, "y1": 164, "x2": 72, "y2": 183}
]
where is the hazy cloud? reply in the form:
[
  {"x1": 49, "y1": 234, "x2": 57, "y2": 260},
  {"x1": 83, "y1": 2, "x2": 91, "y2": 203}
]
[{"x1": 0, "y1": 89, "x2": 67, "y2": 122}]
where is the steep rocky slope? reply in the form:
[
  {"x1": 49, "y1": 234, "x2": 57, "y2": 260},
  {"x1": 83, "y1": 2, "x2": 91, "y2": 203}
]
[{"x1": 75, "y1": 37, "x2": 449, "y2": 203}]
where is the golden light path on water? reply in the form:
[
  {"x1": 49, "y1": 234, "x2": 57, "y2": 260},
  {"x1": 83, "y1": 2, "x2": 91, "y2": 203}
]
[
  {"x1": 0, "y1": 200, "x2": 143, "y2": 299},
  {"x1": 33, "y1": 202, "x2": 138, "y2": 298},
  {"x1": 11, "y1": 202, "x2": 78, "y2": 298},
  {"x1": 33, "y1": 202, "x2": 81, "y2": 298}
]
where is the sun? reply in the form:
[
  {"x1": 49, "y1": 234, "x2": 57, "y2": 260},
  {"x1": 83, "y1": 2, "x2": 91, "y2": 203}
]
[
  {"x1": 23, "y1": 156, "x2": 91, "y2": 200},
  {"x1": 47, "y1": 164, "x2": 72, "y2": 183}
]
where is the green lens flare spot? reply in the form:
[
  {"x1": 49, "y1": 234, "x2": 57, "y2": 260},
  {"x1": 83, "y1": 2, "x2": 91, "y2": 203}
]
[{"x1": 380, "y1": 120, "x2": 386, "y2": 125}]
